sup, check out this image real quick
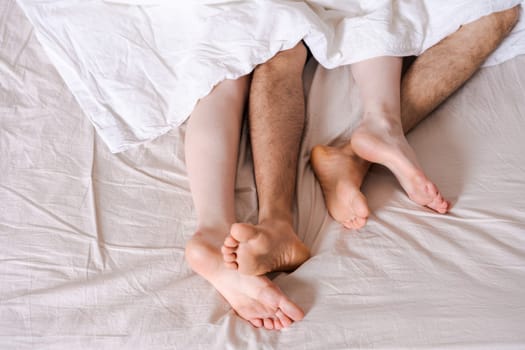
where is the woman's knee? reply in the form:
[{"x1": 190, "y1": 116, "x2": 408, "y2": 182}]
[{"x1": 214, "y1": 75, "x2": 250, "y2": 102}]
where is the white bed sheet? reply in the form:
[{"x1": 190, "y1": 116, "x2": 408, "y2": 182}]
[{"x1": 1, "y1": 1, "x2": 525, "y2": 349}]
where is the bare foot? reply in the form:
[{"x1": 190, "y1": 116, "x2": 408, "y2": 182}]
[
  {"x1": 186, "y1": 231, "x2": 305, "y2": 330},
  {"x1": 351, "y1": 115, "x2": 450, "y2": 213},
  {"x1": 310, "y1": 144, "x2": 371, "y2": 229},
  {"x1": 221, "y1": 220, "x2": 310, "y2": 276}
]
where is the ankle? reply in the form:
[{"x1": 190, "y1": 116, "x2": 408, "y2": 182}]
[
  {"x1": 339, "y1": 142, "x2": 358, "y2": 157},
  {"x1": 185, "y1": 232, "x2": 221, "y2": 274},
  {"x1": 193, "y1": 222, "x2": 231, "y2": 247},
  {"x1": 339, "y1": 143, "x2": 370, "y2": 166},
  {"x1": 196, "y1": 219, "x2": 232, "y2": 235},
  {"x1": 360, "y1": 113, "x2": 404, "y2": 136},
  {"x1": 257, "y1": 208, "x2": 294, "y2": 227}
]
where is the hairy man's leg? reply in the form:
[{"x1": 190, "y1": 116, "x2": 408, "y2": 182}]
[
  {"x1": 401, "y1": 6, "x2": 520, "y2": 132},
  {"x1": 221, "y1": 43, "x2": 311, "y2": 276},
  {"x1": 311, "y1": 6, "x2": 520, "y2": 229}
]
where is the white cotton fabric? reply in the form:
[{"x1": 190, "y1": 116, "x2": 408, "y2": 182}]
[
  {"x1": 16, "y1": 0, "x2": 524, "y2": 152},
  {"x1": 2, "y1": 2, "x2": 525, "y2": 348}
]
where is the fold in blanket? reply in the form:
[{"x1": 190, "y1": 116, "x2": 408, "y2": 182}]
[{"x1": 16, "y1": 0, "x2": 523, "y2": 153}]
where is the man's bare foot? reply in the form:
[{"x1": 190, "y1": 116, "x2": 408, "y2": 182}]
[
  {"x1": 185, "y1": 231, "x2": 305, "y2": 330},
  {"x1": 351, "y1": 114, "x2": 450, "y2": 213},
  {"x1": 221, "y1": 220, "x2": 310, "y2": 276},
  {"x1": 310, "y1": 144, "x2": 370, "y2": 229}
]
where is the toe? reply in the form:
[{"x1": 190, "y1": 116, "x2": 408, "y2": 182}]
[
  {"x1": 250, "y1": 318, "x2": 263, "y2": 328},
  {"x1": 276, "y1": 309, "x2": 293, "y2": 328},
  {"x1": 224, "y1": 261, "x2": 238, "y2": 270},
  {"x1": 263, "y1": 318, "x2": 274, "y2": 330},
  {"x1": 273, "y1": 318, "x2": 283, "y2": 330},
  {"x1": 438, "y1": 199, "x2": 450, "y2": 213},
  {"x1": 427, "y1": 192, "x2": 449, "y2": 214},
  {"x1": 223, "y1": 235, "x2": 239, "y2": 248},
  {"x1": 343, "y1": 218, "x2": 356, "y2": 230},
  {"x1": 221, "y1": 245, "x2": 236, "y2": 255},
  {"x1": 354, "y1": 216, "x2": 367, "y2": 229},
  {"x1": 221, "y1": 245, "x2": 238, "y2": 263},
  {"x1": 223, "y1": 253, "x2": 237, "y2": 263}
]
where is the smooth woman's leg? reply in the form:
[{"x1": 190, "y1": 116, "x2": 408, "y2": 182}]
[
  {"x1": 184, "y1": 77, "x2": 304, "y2": 330},
  {"x1": 311, "y1": 6, "x2": 520, "y2": 229},
  {"x1": 350, "y1": 56, "x2": 449, "y2": 215},
  {"x1": 222, "y1": 43, "x2": 311, "y2": 276}
]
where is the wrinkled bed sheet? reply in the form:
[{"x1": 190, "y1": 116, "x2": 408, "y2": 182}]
[
  {"x1": 1, "y1": 0, "x2": 525, "y2": 349},
  {"x1": 16, "y1": 0, "x2": 524, "y2": 152}
]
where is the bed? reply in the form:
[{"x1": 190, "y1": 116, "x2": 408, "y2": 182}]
[{"x1": 1, "y1": 0, "x2": 525, "y2": 349}]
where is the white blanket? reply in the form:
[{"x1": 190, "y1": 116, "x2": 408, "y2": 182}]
[{"x1": 16, "y1": 0, "x2": 524, "y2": 153}]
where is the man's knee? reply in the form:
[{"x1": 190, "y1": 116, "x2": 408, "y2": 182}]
[
  {"x1": 489, "y1": 5, "x2": 520, "y2": 36},
  {"x1": 278, "y1": 42, "x2": 308, "y2": 64},
  {"x1": 478, "y1": 5, "x2": 521, "y2": 40},
  {"x1": 255, "y1": 42, "x2": 307, "y2": 77},
  {"x1": 445, "y1": 5, "x2": 520, "y2": 52}
]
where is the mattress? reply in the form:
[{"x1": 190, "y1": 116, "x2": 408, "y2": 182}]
[{"x1": 1, "y1": 0, "x2": 525, "y2": 349}]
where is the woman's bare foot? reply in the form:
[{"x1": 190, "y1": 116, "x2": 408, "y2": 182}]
[
  {"x1": 351, "y1": 114, "x2": 450, "y2": 213},
  {"x1": 221, "y1": 220, "x2": 310, "y2": 276},
  {"x1": 186, "y1": 231, "x2": 305, "y2": 330},
  {"x1": 310, "y1": 144, "x2": 371, "y2": 229}
]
